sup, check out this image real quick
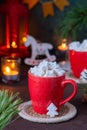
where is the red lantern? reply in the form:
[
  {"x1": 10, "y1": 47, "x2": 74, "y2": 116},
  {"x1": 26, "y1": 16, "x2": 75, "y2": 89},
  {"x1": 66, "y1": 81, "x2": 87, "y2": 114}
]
[{"x1": 0, "y1": 0, "x2": 29, "y2": 57}]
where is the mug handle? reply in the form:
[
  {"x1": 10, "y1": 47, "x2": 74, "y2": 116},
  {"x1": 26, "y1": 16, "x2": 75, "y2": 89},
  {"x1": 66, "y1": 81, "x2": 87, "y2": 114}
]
[{"x1": 59, "y1": 79, "x2": 77, "y2": 106}]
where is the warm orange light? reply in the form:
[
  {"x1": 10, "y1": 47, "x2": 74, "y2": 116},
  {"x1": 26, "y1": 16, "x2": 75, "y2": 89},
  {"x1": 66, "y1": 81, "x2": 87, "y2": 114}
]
[
  {"x1": 58, "y1": 39, "x2": 68, "y2": 51},
  {"x1": 22, "y1": 36, "x2": 27, "y2": 43},
  {"x1": 5, "y1": 66, "x2": 10, "y2": 73},
  {"x1": 11, "y1": 41, "x2": 17, "y2": 48},
  {"x1": 7, "y1": 44, "x2": 10, "y2": 48},
  {"x1": 11, "y1": 62, "x2": 16, "y2": 68},
  {"x1": 3, "y1": 66, "x2": 18, "y2": 75}
]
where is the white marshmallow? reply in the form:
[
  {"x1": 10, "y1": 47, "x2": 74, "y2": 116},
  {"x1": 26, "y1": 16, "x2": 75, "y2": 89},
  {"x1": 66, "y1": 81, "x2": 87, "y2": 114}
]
[
  {"x1": 30, "y1": 60, "x2": 65, "y2": 77},
  {"x1": 69, "y1": 41, "x2": 80, "y2": 50},
  {"x1": 69, "y1": 39, "x2": 87, "y2": 52}
]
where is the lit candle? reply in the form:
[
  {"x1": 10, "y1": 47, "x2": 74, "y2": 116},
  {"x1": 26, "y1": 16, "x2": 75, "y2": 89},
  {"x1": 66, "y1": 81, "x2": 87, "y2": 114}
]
[
  {"x1": 11, "y1": 41, "x2": 17, "y2": 48},
  {"x1": 22, "y1": 36, "x2": 27, "y2": 43},
  {"x1": 1, "y1": 57, "x2": 20, "y2": 83},
  {"x1": 58, "y1": 39, "x2": 68, "y2": 51},
  {"x1": 3, "y1": 66, "x2": 18, "y2": 75}
]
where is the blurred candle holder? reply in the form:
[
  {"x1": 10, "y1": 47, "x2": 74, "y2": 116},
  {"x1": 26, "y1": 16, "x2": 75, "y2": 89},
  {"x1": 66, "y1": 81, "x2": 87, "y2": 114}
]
[
  {"x1": 1, "y1": 56, "x2": 21, "y2": 83},
  {"x1": 57, "y1": 39, "x2": 68, "y2": 61}
]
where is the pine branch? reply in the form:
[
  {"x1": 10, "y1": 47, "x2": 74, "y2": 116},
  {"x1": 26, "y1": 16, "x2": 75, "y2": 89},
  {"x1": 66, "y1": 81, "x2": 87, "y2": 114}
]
[
  {"x1": 55, "y1": 3, "x2": 87, "y2": 41},
  {"x1": 0, "y1": 90, "x2": 22, "y2": 130}
]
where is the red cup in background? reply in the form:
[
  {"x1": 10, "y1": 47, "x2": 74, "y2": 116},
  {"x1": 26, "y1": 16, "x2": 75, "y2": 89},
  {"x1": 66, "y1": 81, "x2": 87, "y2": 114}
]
[
  {"x1": 28, "y1": 72, "x2": 77, "y2": 115},
  {"x1": 69, "y1": 50, "x2": 87, "y2": 78}
]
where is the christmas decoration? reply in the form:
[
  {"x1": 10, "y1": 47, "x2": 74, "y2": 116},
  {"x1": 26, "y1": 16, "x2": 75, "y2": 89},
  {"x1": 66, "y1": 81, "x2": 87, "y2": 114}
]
[
  {"x1": 47, "y1": 103, "x2": 59, "y2": 117},
  {"x1": 24, "y1": 35, "x2": 56, "y2": 66},
  {"x1": 23, "y1": 0, "x2": 70, "y2": 17},
  {"x1": 55, "y1": 3, "x2": 87, "y2": 42},
  {"x1": 80, "y1": 69, "x2": 87, "y2": 81},
  {"x1": 42, "y1": 1, "x2": 54, "y2": 17},
  {"x1": 54, "y1": 0, "x2": 70, "y2": 11},
  {"x1": 0, "y1": 0, "x2": 29, "y2": 57},
  {"x1": 80, "y1": 69, "x2": 87, "y2": 98},
  {"x1": 23, "y1": 0, "x2": 39, "y2": 9}
]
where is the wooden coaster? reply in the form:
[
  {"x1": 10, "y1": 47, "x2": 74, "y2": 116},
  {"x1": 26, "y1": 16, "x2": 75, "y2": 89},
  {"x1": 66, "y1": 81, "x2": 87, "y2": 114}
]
[{"x1": 18, "y1": 101, "x2": 77, "y2": 123}]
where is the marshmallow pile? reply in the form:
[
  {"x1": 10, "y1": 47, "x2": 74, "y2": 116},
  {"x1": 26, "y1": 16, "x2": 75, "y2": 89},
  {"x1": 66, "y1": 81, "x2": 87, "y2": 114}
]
[
  {"x1": 30, "y1": 60, "x2": 65, "y2": 77},
  {"x1": 69, "y1": 39, "x2": 87, "y2": 51}
]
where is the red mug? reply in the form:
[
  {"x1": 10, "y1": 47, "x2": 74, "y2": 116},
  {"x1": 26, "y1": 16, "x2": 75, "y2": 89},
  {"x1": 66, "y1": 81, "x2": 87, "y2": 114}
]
[
  {"x1": 69, "y1": 50, "x2": 87, "y2": 78},
  {"x1": 28, "y1": 72, "x2": 77, "y2": 115}
]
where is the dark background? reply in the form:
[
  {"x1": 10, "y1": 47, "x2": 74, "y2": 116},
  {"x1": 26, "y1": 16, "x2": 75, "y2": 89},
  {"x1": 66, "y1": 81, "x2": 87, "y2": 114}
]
[
  {"x1": 0, "y1": 0, "x2": 84, "y2": 45},
  {"x1": 0, "y1": 0, "x2": 86, "y2": 61}
]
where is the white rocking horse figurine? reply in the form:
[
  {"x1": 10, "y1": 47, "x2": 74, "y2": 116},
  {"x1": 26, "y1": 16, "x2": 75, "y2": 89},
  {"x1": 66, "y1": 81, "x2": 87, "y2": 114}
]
[{"x1": 24, "y1": 35, "x2": 56, "y2": 65}]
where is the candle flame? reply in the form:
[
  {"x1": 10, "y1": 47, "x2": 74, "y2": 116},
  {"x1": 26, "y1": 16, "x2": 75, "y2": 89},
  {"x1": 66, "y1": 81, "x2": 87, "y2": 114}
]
[
  {"x1": 5, "y1": 66, "x2": 10, "y2": 73},
  {"x1": 11, "y1": 41, "x2": 17, "y2": 48},
  {"x1": 11, "y1": 62, "x2": 15, "y2": 68},
  {"x1": 61, "y1": 43, "x2": 68, "y2": 50},
  {"x1": 58, "y1": 39, "x2": 68, "y2": 51},
  {"x1": 22, "y1": 36, "x2": 27, "y2": 43}
]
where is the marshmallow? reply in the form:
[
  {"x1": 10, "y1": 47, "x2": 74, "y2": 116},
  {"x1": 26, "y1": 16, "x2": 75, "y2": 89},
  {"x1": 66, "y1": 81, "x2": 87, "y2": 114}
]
[
  {"x1": 30, "y1": 60, "x2": 65, "y2": 77},
  {"x1": 69, "y1": 39, "x2": 87, "y2": 52},
  {"x1": 69, "y1": 41, "x2": 80, "y2": 50}
]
